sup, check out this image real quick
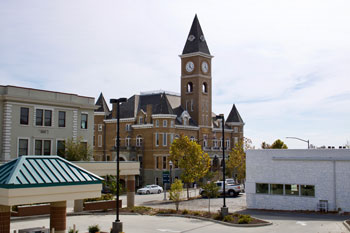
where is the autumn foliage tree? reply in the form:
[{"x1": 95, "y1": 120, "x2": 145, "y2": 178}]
[
  {"x1": 227, "y1": 137, "x2": 252, "y2": 183},
  {"x1": 64, "y1": 137, "x2": 93, "y2": 161},
  {"x1": 169, "y1": 135, "x2": 211, "y2": 199}
]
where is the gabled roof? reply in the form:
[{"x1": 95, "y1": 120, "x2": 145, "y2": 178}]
[
  {"x1": 226, "y1": 104, "x2": 244, "y2": 124},
  {"x1": 95, "y1": 92, "x2": 110, "y2": 113},
  {"x1": 182, "y1": 15, "x2": 210, "y2": 55},
  {"x1": 0, "y1": 156, "x2": 103, "y2": 189}
]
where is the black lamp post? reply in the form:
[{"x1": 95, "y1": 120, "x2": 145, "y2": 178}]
[
  {"x1": 169, "y1": 160, "x2": 173, "y2": 186},
  {"x1": 216, "y1": 114, "x2": 228, "y2": 216},
  {"x1": 110, "y1": 97, "x2": 127, "y2": 233}
]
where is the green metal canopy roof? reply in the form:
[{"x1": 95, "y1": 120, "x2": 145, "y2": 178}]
[{"x1": 0, "y1": 156, "x2": 103, "y2": 189}]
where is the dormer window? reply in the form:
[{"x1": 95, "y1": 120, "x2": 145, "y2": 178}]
[
  {"x1": 139, "y1": 117, "x2": 143, "y2": 124},
  {"x1": 202, "y1": 82, "x2": 208, "y2": 93},
  {"x1": 183, "y1": 118, "x2": 188, "y2": 126},
  {"x1": 187, "y1": 82, "x2": 193, "y2": 93}
]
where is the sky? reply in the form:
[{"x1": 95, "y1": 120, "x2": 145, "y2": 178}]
[{"x1": 1, "y1": 0, "x2": 350, "y2": 149}]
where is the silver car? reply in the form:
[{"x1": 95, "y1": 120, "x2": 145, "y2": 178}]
[{"x1": 137, "y1": 184, "x2": 163, "y2": 194}]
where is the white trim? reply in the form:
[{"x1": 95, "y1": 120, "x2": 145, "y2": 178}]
[
  {"x1": 174, "y1": 125, "x2": 199, "y2": 130},
  {"x1": 2, "y1": 103, "x2": 12, "y2": 160},
  {"x1": 132, "y1": 124, "x2": 153, "y2": 129},
  {"x1": 152, "y1": 114, "x2": 177, "y2": 119},
  {"x1": 181, "y1": 74, "x2": 211, "y2": 79},
  {"x1": 104, "y1": 118, "x2": 135, "y2": 123},
  {"x1": 227, "y1": 122, "x2": 245, "y2": 126},
  {"x1": 179, "y1": 52, "x2": 214, "y2": 59},
  {"x1": 94, "y1": 112, "x2": 107, "y2": 116},
  {"x1": 212, "y1": 128, "x2": 233, "y2": 132}
]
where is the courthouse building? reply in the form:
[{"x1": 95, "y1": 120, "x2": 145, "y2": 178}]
[{"x1": 94, "y1": 15, "x2": 245, "y2": 186}]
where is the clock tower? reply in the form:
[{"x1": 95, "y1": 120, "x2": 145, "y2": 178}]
[{"x1": 180, "y1": 15, "x2": 213, "y2": 127}]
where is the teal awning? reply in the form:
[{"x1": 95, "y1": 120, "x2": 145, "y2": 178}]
[{"x1": 0, "y1": 156, "x2": 103, "y2": 189}]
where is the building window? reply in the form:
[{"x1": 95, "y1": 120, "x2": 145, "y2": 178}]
[
  {"x1": 114, "y1": 138, "x2": 121, "y2": 147},
  {"x1": 20, "y1": 107, "x2": 29, "y2": 125},
  {"x1": 202, "y1": 82, "x2": 208, "y2": 93},
  {"x1": 163, "y1": 133, "x2": 167, "y2": 146},
  {"x1": 156, "y1": 157, "x2": 160, "y2": 169},
  {"x1": 170, "y1": 134, "x2": 174, "y2": 144},
  {"x1": 36, "y1": 109, "x2": 52, "y2": 126},
  {"x1": 139, "y1": 116, "x2": 143, "y2": 124},
  {"x1": 183, "y1": 117, "x2": 188, "y2": 126},
  {"x1": 285, "y1": 184, "x2": 299, "y2": 196},
  {"x1": 213, "y1": 140, "x2": 218, "y2": 149},
  {"x1": 136, "y1": 135, "x2": 143, "y2": 147},
  {"x1": 256, "y1": 183, "x2": 269, "y2": 194},
  {"x1": 35, "y1": 139, "x2": 51, "y2": 155},
  {"x1": 155, "y1": 133, "x2": 159, "y2": 147},
  {"x1": 163, "y1": 156, "x2": 167, "y2": 169},
  {"x1": 81, "y1": 113, "x2": 88, "y2": 129},
  {"x1": 18, "y1": 139, "x2": 29, "y2": 156},
  {"x1": 175, "y1": 134, "x2": 180, "y2": 139},
  {"x1": 226, "y1": 139, "x2": 230, "y2": 150},
  {"x1": 203, "y1": 139, "x2": 208, "y2": 148},
  {"x1": 234, "y1": 137, "x2": 238, "y2": 146},
  {"x1": 58, "y1": 111, "x2": 66, "y2": 127},
  {"x1": 98, "y1": 124, "x2": 103, "y2": 131},
  {"x1": 155, "y1": 120, "x2": 159, "y2": 127},
  {"x1": 163, "y1": 120, "x2": 167, "y2": 127},
  {"x1": 190, "y1": 99, "x2": 193, "y2": 111},
  {"x1": 170, "y1": 120, "x2": 174, "y2": 128},
  {"x1": 125, "y1": 124, "x2": 131, "y2": 131},
  {"x1": 57, "y1": 140, "x2": 65, "y2": 157},
  {"x1": 126, "y1": 136, "x2": 131, "y2": 147},
  {"x1": 271, "y1": 184, "x2": 283, "y2": 195},
  {"x1": 187, "y1": 82, "x2": 193, "y2": 93},
  {"x1": 190, "y1": 136, "x2": 195, "y2": 142},
  {"x1": 155, "y1": 177, "x2": 159, "y2": 185},
  {"x1": 98, "y1": 135, "x2": 102, "y2": 147},
  {"x1": 301, "y1": 185, "x2": 315, "y2": 197},
  {"x1": 234, "y1": 127, "x2": 238, "y2": 133}
]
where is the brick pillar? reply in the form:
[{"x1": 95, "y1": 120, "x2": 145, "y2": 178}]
[
  {"x1": 74, "y1": 199, "x2": 84, "y2": 212},
  {"x1": 50, "y1": 201, "x2": 66, "y2": 233},
  {"x1": 0, "y1": 205, "x2": 10, "y2": 233},
  {"x1": 127, "y1": 175, "x2": 135, "y2": 208}
]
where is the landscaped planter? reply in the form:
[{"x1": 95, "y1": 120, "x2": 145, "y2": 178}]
[
  {"x1": 84, "y1": 200, "x2": 122, "y2": 211},
  {"x1": 11, "y1": 204, "x2": 50, "y2": 217}
]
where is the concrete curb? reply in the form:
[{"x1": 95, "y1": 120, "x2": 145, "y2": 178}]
[
  {"x1": 343, "y1": 220, "x2": 350, "y2": 232},
  {"x1": 156, "y1": 214, "x2": 272, "y2": 227}
]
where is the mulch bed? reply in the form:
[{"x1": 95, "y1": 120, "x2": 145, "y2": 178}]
[{"x1": 120, "y1": 207, "x2": 268, "y2": 225}]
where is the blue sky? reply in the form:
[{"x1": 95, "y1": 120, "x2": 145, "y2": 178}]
[{"x1": 1, "y1": 0, "x2": 350, "y2": 148}]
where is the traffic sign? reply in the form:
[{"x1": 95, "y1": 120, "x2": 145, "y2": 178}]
[{"x1": 163, "y1": 171, "x2": 170, "y2": 183}]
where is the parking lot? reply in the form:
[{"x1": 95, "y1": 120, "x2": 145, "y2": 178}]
[{"x1": 11, "y1": 189, "x2": 349, "y2": 233}]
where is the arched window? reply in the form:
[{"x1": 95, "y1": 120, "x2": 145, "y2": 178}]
[
  {"x1": 136, "y1": 135, "x2": 143, "y2": 147},
  {"x1": 187, "y1": 82, "x2": 193, "y2": 93},
  {"x1": 202, "y1": 82, "x2": 208, "y2": 93}
]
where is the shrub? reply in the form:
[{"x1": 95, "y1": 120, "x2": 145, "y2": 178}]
[
  {"x1": 182, "y1": 209, "x2": 189, "y2": 214},
  {"x1": 68, "y1": 227, "x2": 78, "y2": 233},
  {"x1": 238, "y1": 214, "x2": 252, "y2": 224},
  {"x1": 193, "y1": 211, "x2": 201, "y2": 216},
  {"x1": 223, "y1": 215, "x2": 234, "y2": 222},
  {"x1": 213, "y1": 213, "x2": 223, "y2": 220},
  {"x1": 88, "y1": 224, "x2": 100, "y2": 233},
  {"x1": 130, "y1": 206, "x2": 152, "y2": 213},
  {"x1": 232, "y1": 213, "x2": 239, "y2": 217}
]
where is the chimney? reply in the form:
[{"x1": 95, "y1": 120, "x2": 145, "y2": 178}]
[
  {"x1": 146, "y1": 104, "x2": 152, "y2": 124},
  {"x1": 112, "y1": 103, "x2": 117, "y2": 118}
]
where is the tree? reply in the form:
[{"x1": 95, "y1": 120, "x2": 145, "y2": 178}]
[
  {"x1": 65, "y1": 137, "x2": 93, "y2": 161},
  {"x1": 169, "y1": 179, "x2": 183, "y2": 211},
  {"x1": 201, "y1": 181, "x2": 220, "y2": 213},
  {"x1": 270, "y1": 139, "x2": 288, "y2": 149},
  {"x1": 227, "y1": 137, "x2": 252, "y2": 183},
  {"x1": 261, "y1": 141, "x2": 271, "y2": 149},
  {"x1": 169, "y1": 135, "x2": 211, "y2": 199},
  {"x1": 102, "y1": 175, "x2": 123, "y2": 195}
]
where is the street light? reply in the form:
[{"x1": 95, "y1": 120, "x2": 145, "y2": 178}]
[
  {"x1": 216, "y1": 114, "x2": 228, "y2": 216},
  {"x1": 110, "y1": 97, "x2": 127, "y2": 233},
  {"x1": 286, "y1": 137, "x2": 310, "y2": 149}
]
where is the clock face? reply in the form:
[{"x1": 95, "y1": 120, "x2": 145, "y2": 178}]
[
  {"x1": 185, "y1": 61, "x2": 194, "y2": 73},
  {"x1": 201, "y1": 61, "x2": 209, "y2": 73}
]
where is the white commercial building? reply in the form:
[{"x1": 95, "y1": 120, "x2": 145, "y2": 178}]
[{"x1": 246, "y1": 149, "x2": 350, "y2": 212}]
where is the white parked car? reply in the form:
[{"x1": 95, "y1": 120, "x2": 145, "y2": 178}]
[{"x1": 137, "y1": 185, "x2": 163, "y2": 194}]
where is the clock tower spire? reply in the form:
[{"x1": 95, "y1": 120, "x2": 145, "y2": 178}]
[{"x1": 180, "y1": 15, "x2": 213, "y2": 127}]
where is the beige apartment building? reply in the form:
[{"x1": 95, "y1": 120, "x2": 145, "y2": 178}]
[
  {"x1": 94, "y1": 15, "x2": 245, "y2": 186},
  {"x1": 0, "y1": 85, "x2": 95, "y2": 162}
]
